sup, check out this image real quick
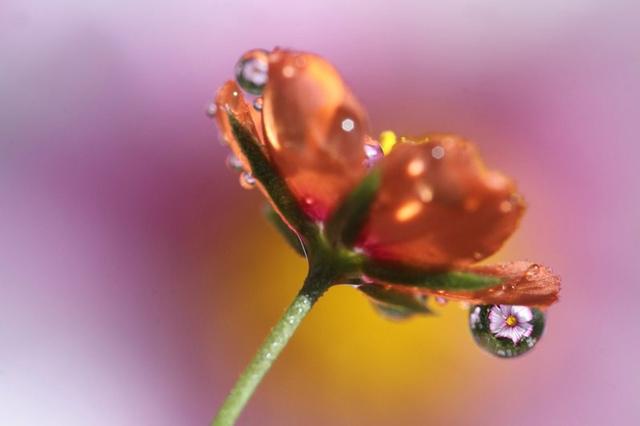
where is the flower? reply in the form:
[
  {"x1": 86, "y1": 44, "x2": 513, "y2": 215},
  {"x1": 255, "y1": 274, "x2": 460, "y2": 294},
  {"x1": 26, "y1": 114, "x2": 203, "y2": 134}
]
[
  {"x1": 212, "y1": 48, "x2": 560, "y2": 313},
  {"x1": 488, "y1": 305, "x2": 534, "y2": 344}
]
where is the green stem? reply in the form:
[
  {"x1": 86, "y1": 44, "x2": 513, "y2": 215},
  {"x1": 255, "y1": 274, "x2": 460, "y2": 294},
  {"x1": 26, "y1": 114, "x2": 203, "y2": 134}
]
[{"x1": 212, "y1": 271, "x2": 332, "y2": 426}]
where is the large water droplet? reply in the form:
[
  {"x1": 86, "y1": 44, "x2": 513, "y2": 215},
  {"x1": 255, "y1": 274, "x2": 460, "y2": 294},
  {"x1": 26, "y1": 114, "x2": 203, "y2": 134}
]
[
  {"x1": 364, "y1": 140, "x2": 384, "y2": 167},
  {"x1": 239, "y1": 172, "x2": 257, "y2": 189},
  {"x1": 234, "y1": 49, "x2": 269, "y2": 95},
  {"x1": 469, "y1": 304, "x2": 545, "y2": 358}
]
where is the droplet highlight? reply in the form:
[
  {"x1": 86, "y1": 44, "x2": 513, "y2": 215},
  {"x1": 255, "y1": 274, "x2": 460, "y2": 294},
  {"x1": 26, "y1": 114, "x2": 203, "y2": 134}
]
[{"x1": 469, "y1": 304, "x2": 545, "y2": 358}]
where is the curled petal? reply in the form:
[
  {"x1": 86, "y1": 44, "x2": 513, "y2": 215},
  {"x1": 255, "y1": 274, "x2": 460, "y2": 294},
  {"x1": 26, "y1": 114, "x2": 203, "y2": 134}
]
[
  {"x1": 432, "y1": 261, "x2": 560, "y2": 308},
  {"x1": 214, "y1": 81, "x2": 265, "y2": 172},
  {"x1": 263, "y1": 50, "x2": 369, "y2": 221},
  {"x1": 357, "y1": 134, "x2": 525, "y2": 268}
]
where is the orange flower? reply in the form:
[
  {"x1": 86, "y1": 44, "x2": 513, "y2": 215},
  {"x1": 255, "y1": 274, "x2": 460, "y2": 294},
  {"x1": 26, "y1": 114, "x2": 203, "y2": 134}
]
[{"x1": 212, "y1": 48, "x2": 560, "y2": 310}]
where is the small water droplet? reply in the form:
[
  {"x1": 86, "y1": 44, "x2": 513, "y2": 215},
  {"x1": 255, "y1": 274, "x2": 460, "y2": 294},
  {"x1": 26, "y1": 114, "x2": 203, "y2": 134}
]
[
  {"x1": 499, "y1": 199, "x2": 513, "y2": 213},
  {"x1": 341, "y1": 118, "x2": 355, "y2": 132},
  {"x1": 239, "y1": 172, "x2": 257, "y2": 189},
  {"x1": 363, "y1": 141, "x2": 383, "y2": 167},
  {"x1": 371, "y1": 301, "x2": 415, "y2": 321},
  {"x1": 525, "y1": 264, "x2": 540, "y2": 280},
  {"x1": 468, "y1": 304, "x2": 546, "y2": 358},
  {"x1": 205, "y1": 102, "x2": 217, "y2": 118},
  {"x1": 431, "y1": 145, "x2": 445, "y2": 160},
  {"x1": 473, "y1": 251, "x2": 484, "y2": 260},
  {"x1": 225, "y1": 153, "x2": 244, "y2": 172},
  {"x1": 235, "y1": 49, "x2": 269, "y2": 95},
  {"x1": 435, "y1": 296, "x2": 448, "y2": 306},
  {"x1": 253, "y1": 97, "x2": 263, "y2": 111}
]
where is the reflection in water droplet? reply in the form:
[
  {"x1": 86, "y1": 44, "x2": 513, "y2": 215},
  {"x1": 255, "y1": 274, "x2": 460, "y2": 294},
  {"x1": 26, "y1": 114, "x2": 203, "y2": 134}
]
[
  {"x1": 253, "y1": 97, "x2": 263, "y2": 111},
  {"x1": 239, "y1": 172, "x2": 257, "y2": 189},
  {"x1": 205, "y1": 102, "x2": 217, "y2": 118},
  {"x1": 364, "y1": 141, "x2": 383, "y2": 167},
  {"x1": 469, "y1": 304, "x2": 545, "y2": 358},
  {"x1": 235, "y1": 49, "x2": 269, "y2": 95}
]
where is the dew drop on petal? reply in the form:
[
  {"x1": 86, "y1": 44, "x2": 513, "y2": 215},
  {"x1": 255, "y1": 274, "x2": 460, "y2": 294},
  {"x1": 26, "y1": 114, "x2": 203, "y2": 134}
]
[
  {"x1": 499, "y1": 199, "x2": 513, "y2": 213},
  {"x1": 468, "y1": 304, "x2": 546, "y2": 358},
  {"x1": 435, "y1": 296, "x2": 448, "y2": 306},
  {"x1": 341, "y1": 118, "x2": 355, "y2": 132},
  {"x1": 525, "y1": 263, "x2": 541, "y2": 280},
  {"x1": 205, "y1": 102, "x2": 217, "y2": 118},
  {"x1": 239, "y1": 171, "x2": 257, "y2": 189},
  {"x1": 431, "y1": 145, "x2": 445, "y2": 160},
  {"x1": 364, "y1": 141, "x2": 384, "y2": 167},
  {"x1": 234, "y1": 49, "x2": 269, "y2": 95},
  {"x1": 370, "y1": 300, "x2": 415, "y2": 321},
  {"x1": 225, "y1": 153, "x2": 244, "y2": 172},
  {"x1": 253, "y1": 97, "x2": 263, "y2": 111}
]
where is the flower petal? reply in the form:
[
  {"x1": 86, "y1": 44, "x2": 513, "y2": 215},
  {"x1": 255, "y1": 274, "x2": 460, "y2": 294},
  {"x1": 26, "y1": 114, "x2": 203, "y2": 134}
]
[
  {"x1": 262, "y1": 50, "x2": 369, "y2": 221},
  {"x1": 511, "y1": 305, "x2": 534, "y2": 323},
  {"x1": 424, "y1": 261, "x2": 561, "y2": 308},
  {"x1": 357, "y1": 134, "x2": 525, "y2": 268},
  {"x1": 214, "y1": 80, "x2": 265, "y2": 173}
]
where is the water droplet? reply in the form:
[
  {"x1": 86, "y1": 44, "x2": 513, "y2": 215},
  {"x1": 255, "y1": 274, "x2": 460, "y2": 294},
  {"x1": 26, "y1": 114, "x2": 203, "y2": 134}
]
[
  {"x1": 234, "y1": 49, "x2": 269, "y2": 95},
  {"x1": 435, "y1": 296, "x2": 448, "y2": 306},
  {"x1": 431, "y1": 145, "x2": 445, "y2": 160},
  {"x1": 525, "y1": 264, "x2": 540, "y2": 280},
  {"x1": 472, "y1": 251, "x2": 484, "y2": 260},
  {"x1": 371, "y1": 301, "x2": 415, "y2": 321},
  {"x1": 468, "y1": 304, "x2": 545, "y2": 358},
  {"x1": 499, "y1": 199, "x2": 513, "y2": 213},
  {"x1": 341, "y1": 118, "x2": 355, "y2": 132},
  {"x1": 225, "y1": 153, "x2": 244, "y2": 172},
  {"x1": 253, "y1": 97, "x2": 263, "y2": 111},
  {"x1": 239, "y1": 172, "x2": 257, "y2": 189},
  {"x1": 363, "y1": 141, "x2": 383, "y2": 167},
  {"x1": 205, "y1": 102, "x2": 217, "y2": 118},
  {"x1": 416, "y1": 183, "x2": 433, "y2": 203}
]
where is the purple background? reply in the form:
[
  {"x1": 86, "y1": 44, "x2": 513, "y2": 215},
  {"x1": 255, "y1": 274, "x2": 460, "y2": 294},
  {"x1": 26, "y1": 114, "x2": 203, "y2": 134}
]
[{"x1": 1, "y1": 0, "x2": 638, "y2": 424}]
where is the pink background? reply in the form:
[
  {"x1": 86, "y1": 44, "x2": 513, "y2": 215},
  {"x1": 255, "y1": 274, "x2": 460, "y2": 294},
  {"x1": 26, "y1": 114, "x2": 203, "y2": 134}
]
[{"x1": 1, "y1": 0, "x2": 638, "y2": 424}]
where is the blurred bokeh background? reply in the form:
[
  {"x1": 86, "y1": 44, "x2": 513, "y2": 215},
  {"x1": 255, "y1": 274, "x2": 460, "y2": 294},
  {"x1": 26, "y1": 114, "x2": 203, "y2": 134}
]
[{"x1": 2, "y1": 0, "x2": 639, "y2": 424}]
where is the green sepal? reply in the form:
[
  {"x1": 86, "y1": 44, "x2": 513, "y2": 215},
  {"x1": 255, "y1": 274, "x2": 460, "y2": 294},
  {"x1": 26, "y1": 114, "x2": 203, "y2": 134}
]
[
  {"x1": 325, "y1": 168, "x2": 381, "y2": 248},
  {"x1": 263, "y1": 205, "x2": 306, "y2": 257},
  {"x1": 362, "y1": 260, "x2": 501, "y2": 291},
  {"x1": 228, "y1": 113, "x2": 315, "y2": 238},
  {"x1": 359, "y1": 284, "x2": 431, "y2": 319}
]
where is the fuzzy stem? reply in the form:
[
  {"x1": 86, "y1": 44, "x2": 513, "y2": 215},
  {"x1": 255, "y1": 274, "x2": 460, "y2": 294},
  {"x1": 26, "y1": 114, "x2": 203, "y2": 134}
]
[{"x1": 211, "y1": 272, "x2": 332, "y2": 426}]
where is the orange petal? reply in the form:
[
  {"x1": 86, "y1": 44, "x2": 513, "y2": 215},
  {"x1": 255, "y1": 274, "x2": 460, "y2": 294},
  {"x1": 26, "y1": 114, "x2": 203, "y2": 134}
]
[
  {"x1": 429, "y1": 261, "x2": 560, "y2": 308},
  {"x1": 214, "y1": 80, "x2": 265, "y2": 172},
  {"x1": 358, "y1": 134, "x2": 525, "y2": 268},
  {"x1": 262, "y1": 50, "x2": 369, "y2": 221}
]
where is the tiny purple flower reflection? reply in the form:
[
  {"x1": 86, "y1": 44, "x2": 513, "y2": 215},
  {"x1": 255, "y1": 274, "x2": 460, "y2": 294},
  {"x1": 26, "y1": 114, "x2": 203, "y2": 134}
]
[{"x1": 488, "y1": 305, "x2": 534, "y2": 344}]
